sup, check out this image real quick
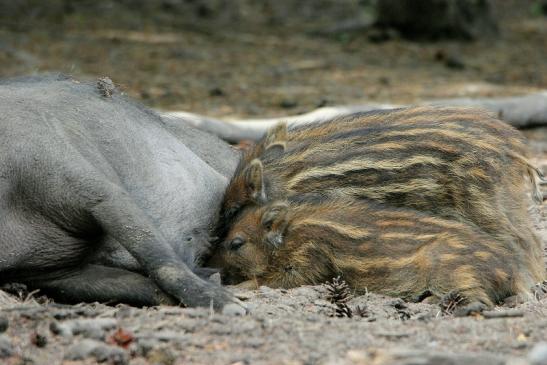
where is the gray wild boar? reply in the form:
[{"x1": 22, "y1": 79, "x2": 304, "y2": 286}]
[{"x1": 0, "y1": 74, "x2": 243, "y2": 311}]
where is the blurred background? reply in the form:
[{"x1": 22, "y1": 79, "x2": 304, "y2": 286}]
[{"x1": 0, "y1": 0, "x2": 546, "y2": 118}]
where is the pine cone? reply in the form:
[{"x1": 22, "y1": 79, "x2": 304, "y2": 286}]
[{"x1": 324, "y1": 276, "x2": 353, "y2": 318}]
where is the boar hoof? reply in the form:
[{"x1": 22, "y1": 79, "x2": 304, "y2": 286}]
[
  {"x1": 155, "y1": 265, "x2": 247, "y2": 312},
  {"x1": 222, "y1": 302, "x2": 247, "y2": 316},
  {"x1": 190, "y1": 286, "x2": 247, "y2": 314},
  {"x1": 183, "y1": 281, "x2": 247, "y2": 313}
]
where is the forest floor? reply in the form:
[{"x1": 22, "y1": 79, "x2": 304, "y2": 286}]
[{"x1": 1, "y1": 2, "x2": 547, "y2": 364}]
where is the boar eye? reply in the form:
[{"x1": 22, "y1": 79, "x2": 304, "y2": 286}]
[{"x1": 229, "y1": 237, "x2": 245, "y2": 251}]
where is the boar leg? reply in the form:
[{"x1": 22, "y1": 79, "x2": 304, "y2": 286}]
[
  {"x1": 33, "y1": 265, "x2": 176, "y2": 306},
  {"x1": 88, "y1": 189, "x2": 244, "y2": 311}
]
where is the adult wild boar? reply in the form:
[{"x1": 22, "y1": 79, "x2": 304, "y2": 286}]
[{"x1": 0, "y1": 74, "x2": 243, "y2": 311}]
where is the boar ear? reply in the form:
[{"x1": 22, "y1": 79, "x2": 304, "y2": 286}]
[
  {"x1": 264, "y1": 122, "x2": 288, "y2": 147},
  {"x1": 244, "y1": 159, "x2": 267, "y2": 204},
  {"x1": 261, "y1": 202, "x2": 289, "y2": 231}
]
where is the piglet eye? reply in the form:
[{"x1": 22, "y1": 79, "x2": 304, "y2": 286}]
[
  {"x1": 225, "y1": 205, "x2": 240, "y2": 220},
  {"x1": 229, "y1": 237, "x2": 245, "y2": 251}
]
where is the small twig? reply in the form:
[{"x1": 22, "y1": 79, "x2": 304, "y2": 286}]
[
  {"x1": 375, "y1": 331, "x2": 411, "y2": 338},
  {"x1": 482, "y1": 310, "x2": 525, "y2": 319},
  {"x1": 1, "y1": 306, "x2": 46, "y2": 313},
  {"x1": 24, "y1": 289, "x2": 41, "y2": 303},
  {"x1": 209, "y1": 299, "x2": 214, "y2": 319},
  {"x1": 97, "y1": 308, "x2": 118, "y2": 318}
]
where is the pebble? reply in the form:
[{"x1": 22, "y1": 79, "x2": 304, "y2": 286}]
[
  {"x1": 244, "y1": 302, "x2": 258, "y2": 313},
  {"x1": 140, "y1": 330, "x2": 189, "y2": 342},
  {"x1": 229, "y1": 356, "x2": 251, "y2": 365},
  {"x1": 313, "y1": 299, "x2": 335, "y2": 308},
  {"x1": 280, "y1": 99, "x2": 297, "y2": 109},
  {"x1": 50, "y1": 321, "x2": 69, "y2": 336},
  {"x1": 243, "y1": 337, "x2": 264, "y2": 348},
  {"x1": 298, "y1": 286, "x2": 324, "y2": 297},
  {"x1": 30, "y1": 331, "x2": 48, "y2": 347},
  {"x1": 387, "y1": 298, "x2": 407, "y2": 309},
  {"x1": 233, "y1": 291, "x2": 254, "y2": 301},
  {"x1": 64, "y1": 339, "x2": 128, "y2": 365},
  {"x1": 184, "y1": 308, "x2": 209, "y2": 318},
  {"x1": 50, "y1": 318, "x2": 117, "y2": 339},
  {"x1": 529, "y1": 342, "x2": 547, "y2": 365},
  {"x1": 176, "y1": 319, "x2": 203, "y2": 333},
  {"x1": 416, "y1": 310, "x2": 438, "y2": 322},
  {"x1": 0, "y1": 335, "x2": 13, "y2": 358},
  {"x1": 235, "y1": 320, "x2": 257, "y2": 333},
  {"x1": 222, "y1": 303, "x2": 247, "y2": 316},
  {"x1": 444, "y1": 55, "x2": 466, "y2": 70},
  {"x1": 135, "y1": 338, "x2": 160, "y2": 357},
  {"x1": 209, "y1": 87, "x2": 225, "y2": 97},
  {"x1": 343, "y1": 348, "x2": 508, "y2": 365},
  {"x1": 209, "y1": 323, "x2": 235, "y2": 336},
  {"x1": 146, "y1": 346, "x2": 176, "y2": 365},
  {"x1": 258, "y1": 286, "x2": 281, "y2": 299},
  {"x1": 52, "y1": 306, "x2": 97, "y2": 320},
  {"x1": 115, "y1": 305, "x2": 134, "y2": 319},
  {"x1": 211, "y1": 316, "x2": 229, "y2": 324}
]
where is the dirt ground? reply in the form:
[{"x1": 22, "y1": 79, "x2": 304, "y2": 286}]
[{"x1": 1, "y1": 1, "x2": 547, "y2": 364}]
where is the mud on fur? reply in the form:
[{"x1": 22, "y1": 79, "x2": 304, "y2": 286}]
[
  {"x1": 209, "y1": 196, "x2": 540, "y2": 311},
  {"x1": 218, "y1": 106, "x2": 544, "y2": 284}
]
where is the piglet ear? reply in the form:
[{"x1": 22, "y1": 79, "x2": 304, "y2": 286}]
[
  {"x1": 261, "y1": 203, "x2": 289, "y2": 248},
  {"x1": 263, "y1": 141, "x2": 286, "y2": 159},
  {"x1": 261, "y1": 202, "x2": 289, "y2": 231},
  {"x1": 262, "y1": 122, "x2": 287, "y2": 159},
  {"x1": 244, "y1": 159, "x2": 267, "y2": 204},
  {"x1": 264, "y1": 122, "x2": 288, "y2": 147}
]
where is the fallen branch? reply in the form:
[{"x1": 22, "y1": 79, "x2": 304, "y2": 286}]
[
  {"x1": 427, "y1": 93, "x2": 547, "y2": 128},
  {"x1": 158, "y1": 92, "x2": 547, "y2": 142},
  {"x1": 158, "y1": 104, "x2": 394, "y2": 143}
]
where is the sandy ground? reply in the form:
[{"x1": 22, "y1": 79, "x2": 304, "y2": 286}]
[{"x1": 1, "y1": 2, "x2": 547, "y2": 364}]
